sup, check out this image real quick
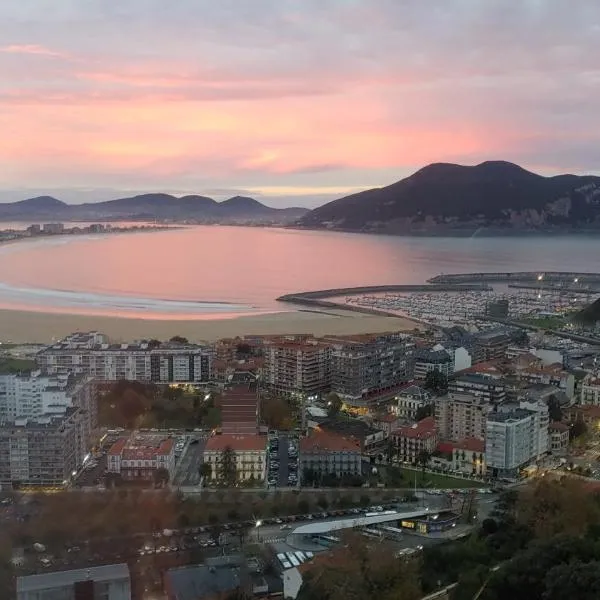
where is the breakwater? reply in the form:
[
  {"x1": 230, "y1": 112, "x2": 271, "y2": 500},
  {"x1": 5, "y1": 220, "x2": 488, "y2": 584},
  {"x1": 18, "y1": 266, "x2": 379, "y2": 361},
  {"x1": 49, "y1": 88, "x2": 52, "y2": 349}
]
[{"x1": 429, "y1": 272, "x2": 600, "y2": 284}]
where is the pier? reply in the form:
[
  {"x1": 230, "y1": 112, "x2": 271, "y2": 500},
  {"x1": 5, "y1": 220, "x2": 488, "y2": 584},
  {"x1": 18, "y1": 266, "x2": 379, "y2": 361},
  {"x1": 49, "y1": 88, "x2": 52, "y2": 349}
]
[{"x1": 428, "y1": 272, "x2": 600, "y2": 284}]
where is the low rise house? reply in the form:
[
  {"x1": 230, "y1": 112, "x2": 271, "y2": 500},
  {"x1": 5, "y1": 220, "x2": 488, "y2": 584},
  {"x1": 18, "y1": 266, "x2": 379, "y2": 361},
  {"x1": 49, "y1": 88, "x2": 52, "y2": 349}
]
[
  {"x1": 564, "y1": 404, "x2": 600, "y2": 428},
  {"x1": 202, "y1": 434, "x2": 267, "y2": 482},
  {"x1": 299, "y1": 428, "x2": 362, "y2": 478},
  {"x1": 107, "y1": 432, "x2": 176, "y2": 482},
  {"x1": 580, "y1": 372, "x2": 600, "y2": 405},
  {"x1": 392, "y1": 385, "x2": 432, "y2": 421},
  {"x1": 452, "y1": 438, "x2": 486, "y2": 476},
  {"x1": 390, "y1": 416, "x2": 437, "y2": 464},
  {"x1": 549, "y1": 421, "x2": 570, "y2": 456}
]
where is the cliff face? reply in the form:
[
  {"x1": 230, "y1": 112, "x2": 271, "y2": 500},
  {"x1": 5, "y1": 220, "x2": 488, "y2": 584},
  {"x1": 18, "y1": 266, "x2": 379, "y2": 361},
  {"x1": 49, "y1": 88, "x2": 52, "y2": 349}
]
[{"x1": 299, "y1": 161, "x2": 600, "y2": 233}]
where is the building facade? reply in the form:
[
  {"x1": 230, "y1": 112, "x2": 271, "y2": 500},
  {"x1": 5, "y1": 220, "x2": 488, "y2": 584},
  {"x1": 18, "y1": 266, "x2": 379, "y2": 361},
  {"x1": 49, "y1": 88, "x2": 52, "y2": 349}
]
[
  {"x1": 549, "y1": 421, "x2": 569, "y2": 455},
  {"x1": 329, "y1": 334, "x2": 414, "y2": 405},
  {"x1": 17, "y1": 563, "x2": 131, "y2": 600},
  {"x1": 413, "y1": 348, "x2": 454, "y2": 380},
  {"x1": 390, "y1": 417, "x2": 437, "y2": 464},
  {"x1": 580, "y1": 373, "x2": 600, "y2": 405},
  {"x1": 203, "y1": 434, "x2": 267, "y2": 482},
  {"x1": 299, "y1": 429, "x2": 362, "y2": 478},
  {"x1": 452, "y1": 438, "x2": 486, "y2": 476},
  {"x1": 485, "y1": 409, "x2": 538, "y2": 478},
  {"x1": 448, "y1": 373, "x2": 506, "y2": 404},
  {"x1": 263, "y1": 340, "x2": 331, "y2": 396},
  {"x1": 107, "y1": 433, "x2": 176, "y2": 482},
  {"x1": 392, "y1": 385, "x2": 432, "y2": 421},
  {"x1": 36, "y1": 332, "x2": 212, "y2": 384},
  {"x1": 0, "y1": 408, "x2": 83, "y2": 488},
  {"x1": 434, "y1": 393, "x2": 491, "y2": 443}
]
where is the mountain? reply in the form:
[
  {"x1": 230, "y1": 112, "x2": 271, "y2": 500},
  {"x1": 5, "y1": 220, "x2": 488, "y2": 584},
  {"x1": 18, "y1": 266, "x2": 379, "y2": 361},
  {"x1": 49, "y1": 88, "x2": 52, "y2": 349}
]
[
  {"x1": 299, "y1": 161, "x2": 600, "y2": 234},
  {"x1": 0, "y1": 193, "x2": 309, "y2": 223}
]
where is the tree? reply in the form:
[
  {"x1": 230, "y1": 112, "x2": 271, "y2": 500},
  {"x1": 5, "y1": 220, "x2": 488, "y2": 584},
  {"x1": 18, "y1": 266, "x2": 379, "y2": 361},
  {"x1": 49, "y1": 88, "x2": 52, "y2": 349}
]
[
  {"x1": 120, "y1": 388, "x2": 147, "y2": 428},
  {"x1": 169, "y1": 335, "x2": 189, "y2": 344},
  {"x1": 199, "y1": 462, "x2": 212, "y2": 482},
  {"x1": 424, "y1": 370, "x2": 448, "y2": 396},
  {"x1": 543, "y1": 560, "x2": 600, "y2": 600},
  {"x1": 326, "y1": 392, "x2": 343, "y2": 417},
  {"x1": 236, "y1": 343, "x2": 252, "y2": 357},
  {"x1": 415, "y1": 404, "x2": 433, "y2": 421},
  {"x1": 154, "y1": 467, "x2": 170, "y2": 487},
  {"x1": 570, "y1": 419, "x2": 587, "y2": 440},
  {"x1": 548, "y1": 395, "x2": 563, "y2": 423},
  {"x1": 416, "y1": 449, "x2": 431, "y2": 476},
  {"x1": 262, "y1": 397, "x2": 294, "y2": 430},
  {"x1": 217, "y1": 446, "x2": 237, "y2": 486}
]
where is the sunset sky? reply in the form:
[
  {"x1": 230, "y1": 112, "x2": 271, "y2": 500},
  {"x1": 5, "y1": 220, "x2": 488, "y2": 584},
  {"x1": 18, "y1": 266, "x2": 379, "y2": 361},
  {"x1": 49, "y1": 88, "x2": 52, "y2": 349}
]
[{"x1": 1, "y1": 0, "x2": 599, "y2": 206}]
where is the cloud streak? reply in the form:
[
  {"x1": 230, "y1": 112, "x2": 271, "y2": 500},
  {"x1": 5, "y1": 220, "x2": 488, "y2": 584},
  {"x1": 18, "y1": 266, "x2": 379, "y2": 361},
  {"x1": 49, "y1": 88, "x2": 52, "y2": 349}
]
[{"x1": 0, "y1": 0, "x2": 600, "y2": 204}]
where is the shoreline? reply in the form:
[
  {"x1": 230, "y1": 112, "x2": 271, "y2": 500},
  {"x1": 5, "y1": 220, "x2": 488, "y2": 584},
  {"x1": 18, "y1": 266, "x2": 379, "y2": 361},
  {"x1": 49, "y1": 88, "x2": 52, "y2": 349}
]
[{"x1": 0, "y1": 307, "x2": 421, "y2": 344}]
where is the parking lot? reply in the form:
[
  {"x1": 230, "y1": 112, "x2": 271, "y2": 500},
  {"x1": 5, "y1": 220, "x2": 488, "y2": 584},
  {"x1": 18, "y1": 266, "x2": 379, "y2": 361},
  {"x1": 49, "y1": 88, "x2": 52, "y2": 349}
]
[
  {"x1": 267, "y1": 432, "x2": 299, "y2": 488},
  {"x1": 173, "y1": 434, "x2": 209, "y2": 486}
]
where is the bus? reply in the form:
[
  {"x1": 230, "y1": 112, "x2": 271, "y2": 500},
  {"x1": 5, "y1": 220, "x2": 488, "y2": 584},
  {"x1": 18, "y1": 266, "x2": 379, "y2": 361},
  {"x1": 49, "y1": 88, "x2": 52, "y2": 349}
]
[
  {"x1": 312, "y1": 534, "x2": 340, "y2": 547},
  {"x1": 379, "y1": 525, "x2": 404, "y2": 541},
  {"x1": 286, "y1": 553, "x2": 301, "y2": 567}
]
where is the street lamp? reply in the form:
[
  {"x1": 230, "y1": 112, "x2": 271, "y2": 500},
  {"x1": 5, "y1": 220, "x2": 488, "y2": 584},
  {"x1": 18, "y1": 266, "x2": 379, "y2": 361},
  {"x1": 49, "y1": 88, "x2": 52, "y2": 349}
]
[
  {"x1": 255, "y1": 520, "x2": 262, "y2": 542},
  {"x1": 537, "y1": 274, "x2": 544, "y2": 281}
]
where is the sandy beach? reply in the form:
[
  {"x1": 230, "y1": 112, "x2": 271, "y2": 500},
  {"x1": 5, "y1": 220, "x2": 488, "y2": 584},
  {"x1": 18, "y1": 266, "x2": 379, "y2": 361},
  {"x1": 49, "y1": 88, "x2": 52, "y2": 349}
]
[{"x1": 0, "y1": 307, "x2": 421, "y2": 344}]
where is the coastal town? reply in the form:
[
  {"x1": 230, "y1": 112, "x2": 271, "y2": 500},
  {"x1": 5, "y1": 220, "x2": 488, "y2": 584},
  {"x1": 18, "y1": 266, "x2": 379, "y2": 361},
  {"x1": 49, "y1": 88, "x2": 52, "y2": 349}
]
[{"x1": 3, "y1": 274, "x2": 600, "y2": 599}]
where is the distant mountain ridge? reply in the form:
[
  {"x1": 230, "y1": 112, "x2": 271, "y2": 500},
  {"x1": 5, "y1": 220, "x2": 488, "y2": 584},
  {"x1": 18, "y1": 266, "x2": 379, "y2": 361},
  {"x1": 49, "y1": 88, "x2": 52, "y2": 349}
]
[
  {"x1": 299, "y1": 161, "x2": 600, "y2": 234},
  {"x1": 0, "y1": 193, "x2": 308, "y2": 223}
]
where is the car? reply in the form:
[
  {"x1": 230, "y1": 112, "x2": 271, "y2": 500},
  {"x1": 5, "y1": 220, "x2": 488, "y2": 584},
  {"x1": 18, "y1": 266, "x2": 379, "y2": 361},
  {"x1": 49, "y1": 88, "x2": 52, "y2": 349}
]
[
  {"x1": 281, "y1": 524, "x2": 292, "y2": 530},
  {"x1": 274, "y1": 518, "x2": 283, "y2": 524}
]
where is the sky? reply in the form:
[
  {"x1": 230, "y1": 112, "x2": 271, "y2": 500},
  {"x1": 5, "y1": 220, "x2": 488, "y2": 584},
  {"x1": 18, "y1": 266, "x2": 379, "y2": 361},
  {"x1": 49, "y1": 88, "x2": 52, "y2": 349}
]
[{"x1": 1, "y1": 0, "x2": 600, "y2": 207}]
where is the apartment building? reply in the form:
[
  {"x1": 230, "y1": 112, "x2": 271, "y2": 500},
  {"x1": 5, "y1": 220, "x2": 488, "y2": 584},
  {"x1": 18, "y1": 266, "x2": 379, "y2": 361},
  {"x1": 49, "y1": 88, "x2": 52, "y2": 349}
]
[
  {"x1": 328, "y1": 334, "x2": 414, "y2": 405},
  {"x1": 263, "y1": 339, "x2": 331, "y2": 396},
  {"x1": 299, "y1": 429, "x2": 362, "y2": 478},
  {"x1": 485, "y1": 409, "x2": 539, "y2": 478},
  {"x1": 413, "y1": 348, "x2": 453, "y2": 380},
  {"x1": 391, "y1": 416, "x2": 437, "y2": 464},
  {"x1": 0, "y1": 408, "x2": 83, "y2": 488},
  {"x1": 448, "y1": 373, "x2": 506, "y2": 404},
  {"x1": 36, "y1": 331, "x2": 212, "y2": 383},
  {"x1": 580, "y1": 372, "x2": 600, "y2": 405},
  {"x1": 0, "y1": 371, "x2": 96, "y2": 450},
  {"x1": 17, "y1": 563, "x2": 131, "y2": 600},
  {"x1": 392, "y1": 385, "x2": 432, "y2": 421},
  {"x1": 517, "y1": 399, "x2": 549, "y2": 460},
  {"x1": 434, "y1": 393, "x2": 491, "y2": 442},
  {"x1": 203, "y1": 434, "x2": 267, "y2": 482},
  {"x1": 471, "y1": 330, "x2": 511, "y2": 363}
]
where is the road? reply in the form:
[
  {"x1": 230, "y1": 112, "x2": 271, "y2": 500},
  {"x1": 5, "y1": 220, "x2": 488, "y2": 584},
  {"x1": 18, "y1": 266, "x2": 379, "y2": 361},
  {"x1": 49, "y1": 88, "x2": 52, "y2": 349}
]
[{"x1": 173, "y1": 435, "x2": 208, "y2": 486}]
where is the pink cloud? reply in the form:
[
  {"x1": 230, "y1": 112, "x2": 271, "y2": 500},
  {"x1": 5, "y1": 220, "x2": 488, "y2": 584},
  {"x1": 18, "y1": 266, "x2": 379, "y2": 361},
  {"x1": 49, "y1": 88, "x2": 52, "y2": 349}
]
[{"x1": 0, "y1": 44, "x2": 66, "y2": 58}]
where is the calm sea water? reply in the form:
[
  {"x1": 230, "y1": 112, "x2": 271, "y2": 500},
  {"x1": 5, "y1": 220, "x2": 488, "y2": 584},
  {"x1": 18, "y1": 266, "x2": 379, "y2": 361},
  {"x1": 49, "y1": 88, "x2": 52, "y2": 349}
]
[{"x1": 0, "y1": 226, "x2": 598, "y2": 318}]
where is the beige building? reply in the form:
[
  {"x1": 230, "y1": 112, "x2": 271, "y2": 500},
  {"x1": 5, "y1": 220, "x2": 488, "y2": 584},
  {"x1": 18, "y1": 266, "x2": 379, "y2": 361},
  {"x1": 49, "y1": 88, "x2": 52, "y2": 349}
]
[
  {"x1": 390, "y1": 417, "x2": 437, "y2": 464},
  {"x1": 435, "y1": 393, "x2": 490, "y2": 442},
  {"x1": 580, "y1": 373, "x2": 600, "y2": 405},
  {"x1": 203, "y1": 434, "x2": 267, "y2": 482},
  {"x1": 452, "y1": 438, "x2": 486, "y2": 476},
  {"x1": 392, "y1": 385, "x2": 432, "y2": 421},
  {"x1": 300, "y1": 429, "x2": 362, "y2": 478},
  {"x1": 549, "y1": 421, "x2": 569, "y2": 455}
]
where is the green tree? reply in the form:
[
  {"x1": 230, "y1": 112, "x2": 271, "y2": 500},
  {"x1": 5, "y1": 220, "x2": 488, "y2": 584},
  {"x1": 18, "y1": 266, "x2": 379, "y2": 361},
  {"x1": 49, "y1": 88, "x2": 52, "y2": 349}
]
[
  {"x1": 154, "y1": 467, "x2": 170, "y2": 487},
  {"x1": 326, "y1": 392, "x2": 343, "y2": 417},
  {"x1": 424, "y1": 370, "x2": 448, "y2": 396},
  {"x1": 217, "y1": 446, "x2": 237, "y2": 486},
  {"x1": 548, "y1": 395, "x2": 563, "y2": 423},
  {"x1": 570, "y1": 419, "x2": 587, "y2": 440},
  {"x1": 198, "y1": 462, "x2": 212, "y2": 484},
  {"x1": 415, "y1": 403, "x2": 433, "y2": 421},
  {"x1": 416, "y1": 449, "x2": 431, "y2": 476},
  {"x1": 543, "y1": 560, "x2": 600, "y2": 600},
  {"x1": 169, "y1": 335, "x2": 189, "y2": 344}
]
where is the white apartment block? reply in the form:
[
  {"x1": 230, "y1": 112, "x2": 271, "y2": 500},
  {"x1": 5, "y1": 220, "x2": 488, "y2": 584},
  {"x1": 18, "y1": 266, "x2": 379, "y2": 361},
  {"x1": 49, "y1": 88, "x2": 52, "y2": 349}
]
[
  {"x1": 518, "y1": 400, "x2": 549, "y2": 460},
  {"x1": 203, "y1": 434, "x2": 267, "y2": 482},
  {"x1": 434, "y1": 393, "x2": 491, "y2": 442},
  {"x1": 36, "y1": 331, "x2": 212, "y2": 384},
  {"x1": 485, "y1": 409, "x2": 540, "y2": 478}
]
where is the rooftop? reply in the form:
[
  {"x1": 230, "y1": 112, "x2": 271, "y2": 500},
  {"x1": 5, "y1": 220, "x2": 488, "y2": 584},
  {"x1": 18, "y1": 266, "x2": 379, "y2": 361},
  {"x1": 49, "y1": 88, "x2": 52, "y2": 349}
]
[
  {"x1": 165, "y1": 563, "x2": 241, "y2": 600},
  {"x1": 393, "y1": 416, "x2": 436, "y2": 440},
  {"x1": 107, "y1": 434, "x2": 175, "y2": 459},
  {"x1": 300, "y1": 428, "x2": 361, "y2": 453},
  {"x1": 204, "y1": 434, "x2": 266, "y2": 452},
  {"x1": 549, "y1": 421, "x2": 570, "y2": 432},
  {"x1": 17, "y1": 564, "x2": 129, "y2": 593},
  {"x1": 454, "y1": 437, "x2": 485, "y2": 453}
]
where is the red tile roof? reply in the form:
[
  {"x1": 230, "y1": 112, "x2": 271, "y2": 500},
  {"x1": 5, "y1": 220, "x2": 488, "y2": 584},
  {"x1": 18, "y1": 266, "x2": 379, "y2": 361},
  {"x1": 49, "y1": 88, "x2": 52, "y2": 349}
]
[
  {"x1": 393, "y1": 416, "x2": 436, "y2": 440},
  {"x1": 549, "y1": 421, "x2": 569, "y2": 432},
  {"x1": 204, "y1": 434, "x2": 266, "y2": 452},
  {"x1": 454, "y1": 437, "x2": 485, "y2": 453},
  {"x1": 107, "y1": 438, "x2": 127, "y2": 456},
  {"x1": 300, "y1": 429, "x2": 361, "y2": 453},
  {"x1": 436, "y1": 442, "x2": 454, "y2": 454}
]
